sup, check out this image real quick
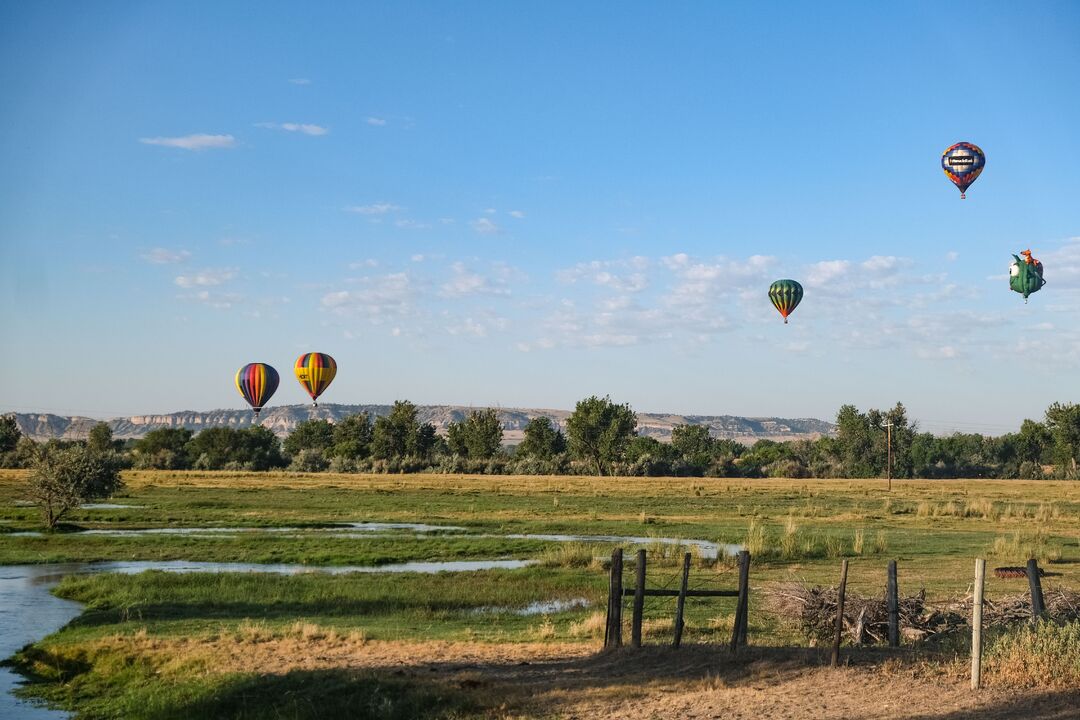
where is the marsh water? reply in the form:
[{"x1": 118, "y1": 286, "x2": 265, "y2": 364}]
[{"x1": 0, "y1": 520, "x2": 739, "y2": 717}]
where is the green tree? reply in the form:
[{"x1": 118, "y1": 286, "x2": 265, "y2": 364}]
[
  {"x1": 671, "y1": 424, "x2": 715, "y2": 473},
  {"x1": 27, "y1": 443, "x2": 124, "y2": 529},
  {"x1": 87, "y1": 422, "x2": 117, "y2": 453},
  {"x1": 517, "y1": 417, "x2": 566, "y2": 459},
  {"x1": 565, "y1": 396, "x2": 637, "y2": 476},
  {"x1": 0, "y1": 414, "x2": 21, "y2": 453},
  {"x1": 371, "y1": 401, "x2": 436, "y2": 460},
  {"x1": 186, "y1": 427, "x2": 285, "y2": 470},
  {"x1": 1045, "y1": 402, "x2": 1080, "y2": 478},
  {"x1": 331, "y1": 413, "x2": 374, "y2": 460},
  {"x1": 834, "y1": 404, "x2": 874, "y2": 477},
  {"x1": 448, "y1": 409, "x2": 503, "y2": 459},
  {"x1": 133, "y1": 428, "x2": 194, "y2": 469},
  {"x1": 283, "y1": 419, "x2": 335, "y2": 457}
]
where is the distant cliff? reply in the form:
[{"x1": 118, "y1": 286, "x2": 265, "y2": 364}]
[{"x1": 10, "y1": 404, "x2": 835, "y2": 444}]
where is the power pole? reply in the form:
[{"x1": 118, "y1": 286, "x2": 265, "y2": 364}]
[{"x1": 884, "y1": 421, "x2": 894, "y2": 492}]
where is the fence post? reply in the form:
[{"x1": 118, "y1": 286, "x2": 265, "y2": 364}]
[
  {"x1": 632, "y1": 549, "x2": 646, "y2": 648},
  {"x1": 729, "y1": 550, "x2": 750, "y2": 652},
  {"x1": 737, "y1": 550, "x2": 750, "y2": 646},
  {"x1": 604, "y1": 548, "x2": 624, "y2": 650},
  {"x1": 830, "y1": 559, "x2": 849, "y2": 667},
  {"x1": 672, "y1": 553, "x2": 691, "y2": 649},
  {"x1": 972, "y1": 558, "x2": 986, "y2": 690},
  {"x1": 887, "y1": 560, "x2": 899, "y2": 648},
  {"x1": 1026, "y1": 558, "x2": 1045, "y2": 622}
]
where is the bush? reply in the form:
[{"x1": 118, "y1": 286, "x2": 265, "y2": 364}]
[
  {"x1": 289, "y1": 449, "x2": 330, "y2": 473},
  {"x1": 986, "y1": 620, "x2": 1080, "y2": 688},
  {"x1": 26, "y1": 444, "x2": 124, "y2": 529}
]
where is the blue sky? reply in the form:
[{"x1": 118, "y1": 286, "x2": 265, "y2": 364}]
[{"x1": 1, "y1": 2, "x2": 1078, "y2": 432}]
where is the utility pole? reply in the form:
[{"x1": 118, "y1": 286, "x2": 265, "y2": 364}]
[{"x1": 884, "y1": 421, "x2": 894, "y2": 492}]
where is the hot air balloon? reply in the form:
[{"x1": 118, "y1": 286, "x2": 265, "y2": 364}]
[
  {"x1": 1009, "y1": 251, "x2": 1046, "y2": 303},
  {"x1": 769, "y1": 279, "x2": 803, "y2": 324},
  {"x1": 235, "y1": 363, "x2": 279, "y2": 420},
  {"x1": 294, "y1": 352, "x2": 337, "y2": 407},
  {"x1": 941, "y1": 142, "x2": 985, "y2": 199}
]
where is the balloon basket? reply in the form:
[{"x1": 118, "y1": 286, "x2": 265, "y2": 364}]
[{"x1": 960, "y1": 193, "x2": 966, "y2": 199}]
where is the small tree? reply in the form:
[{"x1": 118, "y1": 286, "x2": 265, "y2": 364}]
[
  {"x1": 518, "y1": 417, "x2": 566, "y2": 459},
  {"x1": 27, "y1": 444, "x2": 124, "y2": 529},
  {"x1": 87, "y1": 422, "x2": 116, "y2": 453},
  {"x1": 1045, "y1": 402, "x2": 1080, "y2": 478},
  {"x1": 565, "y1": 396, "x2": 637, "y2": 476},
  {"x1": 283, "y1": 419, "x2": 335, "y2": 457},
  {"x1": 0, "y1": 414, "x2": 21, "y2": 453},
  {"x1": 448, "y1": 409, "x2": 503, "y2": 459},
  {"x1": 332, "y1": 413, "x2": 374, "y2": 460},
  {"x1": 133, "y1": 428, "x2": 194, "y2": 470}
]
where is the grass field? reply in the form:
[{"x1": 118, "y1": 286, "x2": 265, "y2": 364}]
[{"x1": 2, "y1": 470, "x2": 1078, "y2": 718}]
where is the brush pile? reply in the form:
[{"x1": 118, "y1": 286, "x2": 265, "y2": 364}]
[{"x1": 763, "y1": 583, "x2": 1080, "y2": 645}]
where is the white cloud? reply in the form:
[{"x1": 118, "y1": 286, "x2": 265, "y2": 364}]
[
  {"x1": 483, "y1": 208, "x2": 497, "y2": 215},
  {"x1": 395, "y1": 219, "x2": 431, "y2": 229},
  {"x1": 344, "y1": 202, "x2": 402, "y2": 215},
  {"x1": 178, "y1": 290, "x2": 243, "y2": 309},
  {"x1": 256, "y1": 122, "x2": 328, "y2": 136},
  {"x1": 558, "y1": 258, "x2": 651, "y2": 293},
  {"x1": 440, "y1": 262, "x2": 514, "y2": 298},
  {"x1": 411, "y1": 254, "x2": 426, "y2": 262},
  {"x1": 139, "y1": 134, "x2": 235, "y2": 151},
  {"x1": 1041, "y1": 237, "x2": 1080, "y2": 288},
  {"x1": 509, "y1": 210, "x2": 526, "y2": 219},
  {"x1": 174, "y1": 268, "x2": 236, "y2": 288},
  {"x1": 141, "y1": 248, "x2": 190, "y2": 264},
  {"x1": 946, "y1": 251, "x2": 959, "y2": 262},
  {"x1": 805, "y1": 260, "x2": 851, "y2": 288},
  {"x1": 366, "y1": 116, "x2": 387, "y2": 126},
  {"x1": 321, "y1": 273, "x2": 414, "y2": 322},
  {"x1": 348, "y1": 259, "x2": 379, "y2": 269},
  {"x1": 288, "y1": 78, "x2": 311, "y2": 85},
  {"x1": 470, "y1": 217, "x2": 501, "y2": 235}
]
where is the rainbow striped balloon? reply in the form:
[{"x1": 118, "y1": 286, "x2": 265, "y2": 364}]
[
  {"x1": 294, "y1": 352, "x2": 337, "y2": 406},
  {"x1": 235, "y1": 363, "x2": 280, "y2": 417}
]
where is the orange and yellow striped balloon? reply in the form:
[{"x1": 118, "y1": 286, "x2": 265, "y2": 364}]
[{"x1": 294, "y1": 352, "x2": 337, "y2": 406}]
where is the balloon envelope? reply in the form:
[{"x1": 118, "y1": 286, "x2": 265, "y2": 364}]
[
  {"x1": 769, "y1": 279, "x2": 803, "y2": 324},
  {"x1": 235, "y1": 363, "x2": 279, "y2": 414},
  {"x1": 294, "y1": 353, "x2": 337, "y2": 404},
  {"x1": 941, "y1": 142, "x2": 985, "y2": 198}
]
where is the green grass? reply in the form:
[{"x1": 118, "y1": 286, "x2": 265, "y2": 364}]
[{"x1": 2, "y1": 470, "x2": 1079, "y2": 718}]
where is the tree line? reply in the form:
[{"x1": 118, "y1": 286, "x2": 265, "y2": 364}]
[
  {"x1": 6, "y1": 397, "x2": 1080, "y2": 481},
  {"x1": 2, "y1": 398, "x2": 1078, "y2": 481}
]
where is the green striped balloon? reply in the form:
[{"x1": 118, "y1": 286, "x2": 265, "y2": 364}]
[{"x1": 768, "y1": 279, "x2": 803, "y2": 324}]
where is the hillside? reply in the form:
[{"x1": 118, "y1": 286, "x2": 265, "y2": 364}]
[{"x1": 10, "y1": 405, "x2": 835, "y2": 444}]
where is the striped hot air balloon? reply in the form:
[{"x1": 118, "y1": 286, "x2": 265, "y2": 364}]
[
  {"x1": 294, "y1": 352, "x2": 337, "y2": 406},
  {"x1": 768, "y1": 279, "x2": 803, "y2": 324},
  {"x1": 941, "y1": 142, "x2": 985, "y2": 199},
  {"x1": 235, "y1": 363, "x2": 280, "y2": 419}
]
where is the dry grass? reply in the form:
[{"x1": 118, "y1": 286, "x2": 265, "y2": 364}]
[{"x1": 986, "y1": 621, "x2": 1080, "y2": 688}]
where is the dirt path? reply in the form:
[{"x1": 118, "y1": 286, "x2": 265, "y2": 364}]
[{"x1": 102, "y1": 634, "x2": 1080, "y2": 719}]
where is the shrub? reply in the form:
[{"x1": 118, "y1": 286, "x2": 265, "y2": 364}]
[
  {"x1": 986, "y1": 621, "x2": 1080, "y2": 688},
  {"x1": 289, "y1": 449, "x2": 330, "y2": 473}
]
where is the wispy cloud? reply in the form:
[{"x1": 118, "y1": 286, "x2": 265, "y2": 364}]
[
  {"x1": 141, "y1": 248, "x2": 191, "y2": 264},
  {"x1": 558, "y1": 257, "x2": 651, "y2": 293},
  {"x1": 321, "y1": 273, "x2": 414, "y2": 323},
  {"x1": 178, "y1": 290, "x2": 242, "y2": 309},
  {"x1": 344, "y1": 202, "x2": 402, "y2": 215},
  {"x1": 508, "y1": 210, "x2": 526, "y2": 219},
  {"x1": 256, "y1": 122, "x2": 328, "y2": 136},
  {"x1": 174, "y1": 268, "x2": 236, "y2": 288},
  {"x1": 288, "y1": 78, "x2": 311, "y2": 85},
  {"x1": 395, "y1": 219, "x2": 431, "y2": 230},
  {"x1": 139, "y1": 134, "x2": 235, "y2": 151},
  {"x1": 366, "y1": 116, "x2": 387, "y2": 126},
  {"x1": 440, "y1": 262, "x2": 516, "y2": 298},
  {"x1": 470, "y1": 217, "x2": 500, "y2": 235}
]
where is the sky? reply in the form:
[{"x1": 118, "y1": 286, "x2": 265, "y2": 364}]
[{"x1": 1, "y1": 2, "x2": 1078, "y2": 433}]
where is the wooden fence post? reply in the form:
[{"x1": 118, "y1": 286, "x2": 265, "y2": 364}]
[
  {"x1": 632, "y1": 549, "x2": 646, "y2": 648},
  {"x1": 672, "y1": 553, "x2": 691, "y2": 648},
  {"x1": 729, "y1": 550, "x2": 750, "y2": 652},
  {"x1": 1026, "y1": 559, "x2": 1045, "y2": 622},
  {"x1": 972, "y1": 558, "x2": 986, "y2": 690},
  {"x1": 830, "y1": 559, "x2": 849, "y2": 667},
  {"x1": 887, "y1": 560, "x2": 899, "y2": 648},
  {"x1": 737, "y1": 550, "x2": 750, "y2": 646},
  {"x1": 604, "y1": 548, "x2": 624, "y2": 650}
]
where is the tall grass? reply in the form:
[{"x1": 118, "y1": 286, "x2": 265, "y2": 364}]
[{"x1": 986, "y1": 621, "x2": 1080, "y2": 688}]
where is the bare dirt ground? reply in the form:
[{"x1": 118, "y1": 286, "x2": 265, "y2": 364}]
[{"x1": 95, "y1": 634, "x2": 1080, "y2": 719}]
